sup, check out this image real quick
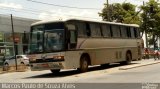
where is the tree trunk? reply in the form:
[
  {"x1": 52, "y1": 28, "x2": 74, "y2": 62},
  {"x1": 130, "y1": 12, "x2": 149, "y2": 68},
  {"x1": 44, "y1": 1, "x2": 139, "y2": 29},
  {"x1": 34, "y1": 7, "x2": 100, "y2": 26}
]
[{"x1": 145, "y1": 31, "x2": 148, "y2": 48}]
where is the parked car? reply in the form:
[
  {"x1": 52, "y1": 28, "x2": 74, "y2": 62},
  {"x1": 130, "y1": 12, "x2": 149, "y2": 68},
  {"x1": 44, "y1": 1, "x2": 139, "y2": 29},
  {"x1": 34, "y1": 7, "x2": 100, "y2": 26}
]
[
  {"x1": 3, "y1": 55, "x2": 29, "y2": 68},
  {"x1": 142, "y1": 48, "x2": 160, "y2": 59}
]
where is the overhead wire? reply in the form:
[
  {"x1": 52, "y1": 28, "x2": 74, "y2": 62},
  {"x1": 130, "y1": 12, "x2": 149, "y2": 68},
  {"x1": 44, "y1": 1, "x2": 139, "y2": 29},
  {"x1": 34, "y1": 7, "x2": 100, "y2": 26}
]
[
  {"x1": 0, "y1": 0, "x2": 102, "y2": 20},
  {"x1": 0, "y1": 7, "x2": 102, "y2": 20},
  {"x1": 27, "y1": 0, "x2": 101, "y2": 10}
]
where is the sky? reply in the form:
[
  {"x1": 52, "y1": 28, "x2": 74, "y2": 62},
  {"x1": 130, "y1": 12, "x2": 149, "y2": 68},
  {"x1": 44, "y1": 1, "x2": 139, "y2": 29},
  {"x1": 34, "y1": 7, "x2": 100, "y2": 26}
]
[{"x1": 0, "y1": 0, "x2": 149, "y2": 20}]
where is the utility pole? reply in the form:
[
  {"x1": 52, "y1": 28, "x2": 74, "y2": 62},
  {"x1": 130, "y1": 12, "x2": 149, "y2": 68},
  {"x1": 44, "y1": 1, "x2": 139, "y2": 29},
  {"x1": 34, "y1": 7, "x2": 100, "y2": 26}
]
[
  {"x1": 11, "y1": 14, "x2": 17, "y2": 70},
  {"x1": 106, "y1": 0, "x2": 110, "y2": 21}
]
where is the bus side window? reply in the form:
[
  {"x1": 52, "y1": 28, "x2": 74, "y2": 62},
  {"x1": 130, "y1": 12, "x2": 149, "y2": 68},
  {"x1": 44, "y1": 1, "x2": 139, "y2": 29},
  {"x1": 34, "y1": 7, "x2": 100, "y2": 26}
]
[
  {"x1": 67, "y1": 24, "x2": 77, "y2": 49},
  {"x1": 90, "y1": 23, "x2": 101, "y2": 37},
  {"x1": 86, "y1": 23, "x2": 91, "y2": 37},
  {"x1": 101, "y1": 24, "x2": 111, "y2": 37},
  {"x1": 120, "y1": 26, "x2": 128, "y2": 38},
  {"x1": 127, "y1": 27, "x2": 131, "y2": 38},
  {"x1": 77, "y1": 22, "x2": 87, "y2": 37},
  {"x1": 136, "y1": 28, "x2": 140, "y2": 38},
  {"x1": 70, "y1": 31, "x2": 76, "y2": 44},
  {"x1": 133, "y1": 28, "x2": 138, "y2": 38},
  {"x1": 131, "y1": 27, "x2": 136, "y2": 38},
  {"x1": 111, "y1": 25, "x2": 121, "y2": 38}
]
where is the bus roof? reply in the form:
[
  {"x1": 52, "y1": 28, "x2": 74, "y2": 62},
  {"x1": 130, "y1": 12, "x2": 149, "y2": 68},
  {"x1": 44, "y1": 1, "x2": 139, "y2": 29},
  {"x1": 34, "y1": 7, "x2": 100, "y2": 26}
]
[{"x1": 31, "y1": 18, "x2": 139, "y2": 27}]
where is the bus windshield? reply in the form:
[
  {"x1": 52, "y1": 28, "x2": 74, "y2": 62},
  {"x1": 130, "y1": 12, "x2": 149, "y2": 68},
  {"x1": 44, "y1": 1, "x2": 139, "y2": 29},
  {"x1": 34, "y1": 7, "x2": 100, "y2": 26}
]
[{"x1": 30, "y1": 22, "x2": 65, "y2": 54}]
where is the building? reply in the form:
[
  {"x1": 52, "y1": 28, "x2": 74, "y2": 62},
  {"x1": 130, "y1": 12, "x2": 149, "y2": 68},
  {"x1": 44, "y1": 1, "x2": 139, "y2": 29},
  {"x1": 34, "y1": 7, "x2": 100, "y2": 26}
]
[
  {"x1": 142, "y1": 32, "x2": 160, "y2": 49},
  {"x1": 0, "y1": 14, "x2": 39, "y2": 66}
]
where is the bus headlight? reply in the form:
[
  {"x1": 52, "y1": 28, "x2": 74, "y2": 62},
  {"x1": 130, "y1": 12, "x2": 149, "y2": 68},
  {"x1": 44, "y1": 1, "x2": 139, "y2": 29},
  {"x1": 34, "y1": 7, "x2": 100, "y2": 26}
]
[{"x1": 53, "y1": 56, "x2": 64, "y2": 60}]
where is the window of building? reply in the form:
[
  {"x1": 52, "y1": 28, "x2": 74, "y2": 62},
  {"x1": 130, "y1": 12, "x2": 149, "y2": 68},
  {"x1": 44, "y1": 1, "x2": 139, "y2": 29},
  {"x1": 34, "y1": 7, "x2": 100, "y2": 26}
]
[
  {"x1": 90, "y1": 23, "x2": 101, "y2": 37},
  {"x1": 101, "y1": 24, "x2": 111, "y2": 37},
  {"x1": 111, "y1": 25, "x2": 121, "y2": 38}
]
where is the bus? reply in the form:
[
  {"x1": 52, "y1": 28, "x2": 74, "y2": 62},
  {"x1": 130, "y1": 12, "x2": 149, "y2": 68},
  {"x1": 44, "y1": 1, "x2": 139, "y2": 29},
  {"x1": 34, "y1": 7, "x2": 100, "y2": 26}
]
[{"x1": 28, "y1": 18, "x2": 142, "y2": 73}]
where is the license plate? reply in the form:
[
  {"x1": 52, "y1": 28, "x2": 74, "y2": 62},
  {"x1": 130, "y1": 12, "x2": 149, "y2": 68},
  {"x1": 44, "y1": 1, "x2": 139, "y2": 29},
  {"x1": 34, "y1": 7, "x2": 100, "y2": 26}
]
[
  {"x1": 52, "y1": 64, "x2": 60, "y2": 68},
  {"x1": 41, "y1": 64, "x2": 49, "y2": 68}
]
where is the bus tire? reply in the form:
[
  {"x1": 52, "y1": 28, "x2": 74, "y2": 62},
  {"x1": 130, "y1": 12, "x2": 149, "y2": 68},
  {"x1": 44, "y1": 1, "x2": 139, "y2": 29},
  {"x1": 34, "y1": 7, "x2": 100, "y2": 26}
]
[
  {"x1": 125, "y1": 52, "x2": 132, "y2": 65},
  {"x1": 79, "y1": 56, "x2": 89, "y2": 72},
  {"x1": 50, "y1": 69, "x2": 60, "y2": 74},
  {"x1": 121, "y1": 52, "x2": 132, "y2": 65}
]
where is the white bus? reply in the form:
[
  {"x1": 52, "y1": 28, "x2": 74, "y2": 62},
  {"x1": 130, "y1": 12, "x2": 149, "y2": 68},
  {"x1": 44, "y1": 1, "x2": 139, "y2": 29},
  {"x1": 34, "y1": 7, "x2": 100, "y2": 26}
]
[{"x1": 28, "y1": 19, "x2": 142, "y2": 73}]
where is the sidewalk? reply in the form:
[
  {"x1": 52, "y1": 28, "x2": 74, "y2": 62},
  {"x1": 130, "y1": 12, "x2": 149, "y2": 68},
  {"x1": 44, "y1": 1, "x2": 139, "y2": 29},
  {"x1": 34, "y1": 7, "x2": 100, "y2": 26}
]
[
  {"x1": 0, "y1": 66, "x2": 30, "y2": 74},
  {"x1": 0, "y1": 67, "x2": 2, "y2": 73},
  {"x1": 119, "y1": 58, "x2": 160, "y2": 70}
]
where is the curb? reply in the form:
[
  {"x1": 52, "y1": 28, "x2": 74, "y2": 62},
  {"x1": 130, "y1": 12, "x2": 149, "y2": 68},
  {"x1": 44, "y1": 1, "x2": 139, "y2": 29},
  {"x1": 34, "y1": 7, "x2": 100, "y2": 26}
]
[
  {"x1": 0, "y1": 70, "x2": 29, "y2": 74},
  {"x1": 0, "y1": 67, "x2": 3, "y2": 74},
  {"x1": 119, "y1": 61, "x2": 160, "y2": 70},
  {"x1": 0, "y1": 67, "x2": 30, "y2": 74},
  {"x1": 0, "y1": 71, "x2": 7, "y2": 74}
]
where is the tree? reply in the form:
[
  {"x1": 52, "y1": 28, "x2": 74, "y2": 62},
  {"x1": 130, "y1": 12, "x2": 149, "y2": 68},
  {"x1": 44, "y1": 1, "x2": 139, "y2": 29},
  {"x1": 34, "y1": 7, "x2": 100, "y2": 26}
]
[
  {"x1": 99, "y1": 3, "x2": 140, "y2": 24},
  {"x1": 140, "y1": 0, "x2": 160, "y2": 49}
]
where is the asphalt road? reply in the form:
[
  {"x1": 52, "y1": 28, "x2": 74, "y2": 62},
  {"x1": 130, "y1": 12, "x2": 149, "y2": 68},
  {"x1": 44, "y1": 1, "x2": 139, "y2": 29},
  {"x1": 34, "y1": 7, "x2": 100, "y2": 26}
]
[
  {"x1": 0, "y1": 63, "x2": 123, "y2": 83},
  {"x1": 0, "y1": 62, "x2": 160, "y2": 83},
  {"x1": 71, "y1": 63, "x2": 160, "y2": 83}
]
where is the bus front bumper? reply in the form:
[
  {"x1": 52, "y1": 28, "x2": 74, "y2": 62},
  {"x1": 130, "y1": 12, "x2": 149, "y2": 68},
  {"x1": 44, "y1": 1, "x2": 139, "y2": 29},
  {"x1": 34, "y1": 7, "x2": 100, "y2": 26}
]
[{"x1": 30, "y1": 62, "x2": 64, "y2": 71}]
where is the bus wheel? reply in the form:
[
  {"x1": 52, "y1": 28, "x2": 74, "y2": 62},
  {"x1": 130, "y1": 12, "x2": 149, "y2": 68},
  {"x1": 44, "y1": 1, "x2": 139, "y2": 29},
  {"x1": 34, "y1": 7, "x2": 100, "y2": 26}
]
[
  {"x1": 50, "y1": 69, "x2": 60, "y2": 74},
  {"x1": 120, "y1": 52, "x2": 132, "y2": 65},
  {"x1": 125, "y1": 52, "x2": 132, "y2": 65},
  {"x1": 80, "y1": 56, "x2": 89, "y2": 72}
]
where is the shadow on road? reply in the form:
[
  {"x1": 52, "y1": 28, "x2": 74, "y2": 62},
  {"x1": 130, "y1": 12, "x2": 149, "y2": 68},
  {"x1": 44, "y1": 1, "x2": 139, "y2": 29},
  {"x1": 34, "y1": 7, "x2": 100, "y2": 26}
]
[{"x1": 24, "y1": 62, "x2": 139, "y2": 79}]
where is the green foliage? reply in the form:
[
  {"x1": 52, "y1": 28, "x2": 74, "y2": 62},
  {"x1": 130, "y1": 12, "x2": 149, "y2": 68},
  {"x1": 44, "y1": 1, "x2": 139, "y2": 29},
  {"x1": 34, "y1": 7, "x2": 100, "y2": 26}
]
[
  {"x1": 140, "y1": 0, "x2": 160, "y2": 36},
  {"x1": 140, "y1": 0, "x2": 160, "y2": 47},
  {"x1": 99, "y1": 0, "x2": 160, "y2": 48},
  {"x1": 99, "y1": 3, "x2": 140, "y2": 24}
]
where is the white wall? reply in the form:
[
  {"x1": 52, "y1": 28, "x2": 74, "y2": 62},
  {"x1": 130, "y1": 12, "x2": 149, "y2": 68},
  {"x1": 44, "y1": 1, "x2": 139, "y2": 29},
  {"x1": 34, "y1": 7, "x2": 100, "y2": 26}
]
[
  {"x1": 142, "y1": 32, "x2": 147, "y2": 48},
  {"x1": 0, "y1": 15, "x2": 38, "y2": 33}
]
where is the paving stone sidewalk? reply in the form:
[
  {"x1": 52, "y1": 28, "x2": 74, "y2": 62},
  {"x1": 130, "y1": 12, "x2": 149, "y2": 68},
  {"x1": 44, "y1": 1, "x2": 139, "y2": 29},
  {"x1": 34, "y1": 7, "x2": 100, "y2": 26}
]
[
  {"x1": 0, "y1": 66, "x2": 29, "y2": 74},
  {"x1": 119, "y1": 59, "x2": 160, "y2": 70}
]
